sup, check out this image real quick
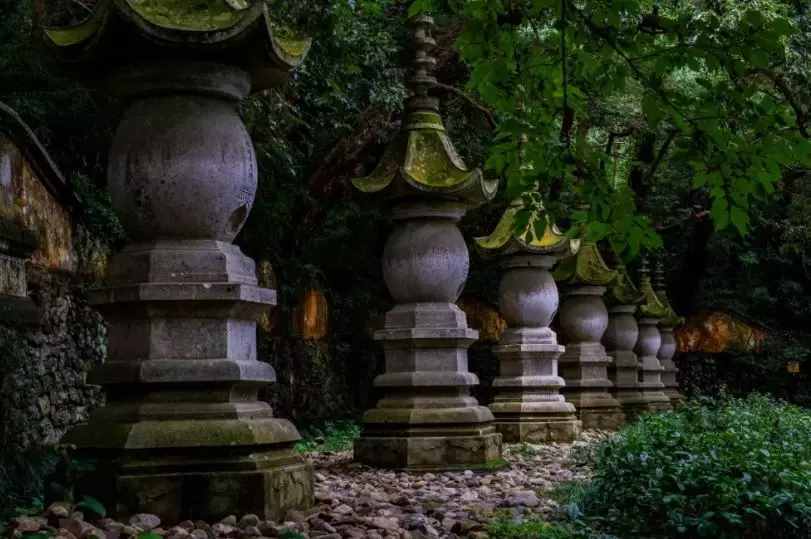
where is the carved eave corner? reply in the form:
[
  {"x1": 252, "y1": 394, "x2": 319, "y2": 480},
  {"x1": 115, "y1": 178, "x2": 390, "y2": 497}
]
[
  {"x1": 553, "y1": 241, "x2": 617, "y2": 287},
  {"x1": 352, "y1": 111, "x2": 498, "y2": 207},
  {"x1": 638, "y1": 275, "x2": 669, "y2": 319},
  {"x1": 606, "y1": 263, "x2": 645, "y2": 307},
  {"x1": 42, "y1": 0, "x2": 311, "y2": 91},
  {"x1": 473, "y1": 201, "x2": 579, "y2": 258}
]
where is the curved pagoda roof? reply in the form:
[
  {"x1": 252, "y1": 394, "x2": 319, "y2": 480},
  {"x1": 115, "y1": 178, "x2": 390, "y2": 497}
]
[
  {"x1": 552, "y1": 241, "x2": 617, "y2": 287},
  {"x1": 474, "y1": 200, "x2": 579, "y2": 258},
  {"x1": 42, "y1": 0, "x2": 311, "y2": 90},
  {"x1": 637, "y1": 258, "x2": 669, "y2": 319},
  {"x1": 606, "y1": 261, "x2": 644, "y2": 306},
  {"x1": 352, "y1": 16, "x2": 497, "y2": 206}
]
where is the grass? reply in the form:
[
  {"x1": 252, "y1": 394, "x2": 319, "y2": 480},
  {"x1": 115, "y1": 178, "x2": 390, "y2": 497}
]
[{"x1": 294, "y1": 420, "x2": 361, "y2": 453}]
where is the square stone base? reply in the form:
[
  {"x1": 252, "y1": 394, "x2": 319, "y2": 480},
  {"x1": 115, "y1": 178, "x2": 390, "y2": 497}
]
[
  {"x1": 71, "y1": 450, "x2": 313, "y2": 523},
  {"x1": 495, "y1": 418, "x2": 581, "y2": 443},
  {"x1": 578, "y1": 408, "x2": 627, "y2": 430},
  {"x1": 354, "y1": 431, "x2": 503, "y2": 471}
]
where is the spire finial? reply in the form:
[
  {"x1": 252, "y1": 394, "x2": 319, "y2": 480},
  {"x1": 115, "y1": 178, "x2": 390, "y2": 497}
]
[
  {"x1": 408, "y1": 15, "x2": 439, "y2": 113},
  {"x1": 653, "y1": 255, "x2": 666, "y2": 293},
  {"x1": 639, "y1": 255, "x2": 651, "y2": 284}
]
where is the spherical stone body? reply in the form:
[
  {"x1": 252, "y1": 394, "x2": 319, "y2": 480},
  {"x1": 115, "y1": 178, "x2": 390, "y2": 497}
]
[
  {"x1": 658, "y1": 327, "x2": 677, "y2": 361},
  {"x1": 559, "y1": 291, "x2": 609, "y2": 344},
  {"x1": 635, "y1": 322, "x2": 662, "y2": 357},
  {"x1": 382, "y1": 218, "x2": 469, "y2": 303},
  {"x1": 109, "y1": 95, "x2": 257, "y2": 242},
  {"x1": 604, "y1": 311, "x2": 639, "y2": 352},
  {"x1": 499, "y1": 267, "x2": 559, "y2": 328}
]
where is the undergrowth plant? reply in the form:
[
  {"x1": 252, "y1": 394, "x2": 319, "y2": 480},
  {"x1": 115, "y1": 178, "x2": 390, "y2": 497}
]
[
  {"x1": 295, "y1": 420, "x2": 361, "y2": 453},
  {"x1": 578, "y1": 394, "x2": 811, "y2": 538}
]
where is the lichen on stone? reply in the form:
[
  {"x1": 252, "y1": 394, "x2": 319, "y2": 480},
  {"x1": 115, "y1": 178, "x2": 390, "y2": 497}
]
[
  {"x1": 474, "y1": 201, "x2": 579, "y2": 257},
  {"x1": 553, "y1": 242, "x2": 617, "y2": 286},
  {"x1": 606, "y1": 263, "x2": 644, "y2": 306},
  {"x1": 126, "y1": 0, "x2": 246, "y2": 32}
]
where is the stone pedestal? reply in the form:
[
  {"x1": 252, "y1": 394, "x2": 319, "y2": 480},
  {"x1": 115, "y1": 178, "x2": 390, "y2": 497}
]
[
  {"x1": 558, "y1": 286, "x2": 626, "y2": 429},
  {"x1": 62, "y1": 63, "x2": 312, "y2": 521},
  {"x1": 659, "y1": 325, "x2": 686, "y2": 407},
  {"x1": 603, "y1": 305, "x2": 649, "y2": 420},
  {"x1": 354, "y1": 203, "x2": 501, "y2": 469},
  {"x1": 489, "y1": 255, "x2": 581, "y2": 442},
  {"x1": 635, "y1": 317, "x2": 673, "y2": 413}
]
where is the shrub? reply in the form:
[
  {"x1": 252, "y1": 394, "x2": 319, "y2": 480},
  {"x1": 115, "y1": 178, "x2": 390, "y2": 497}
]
[
  {"x1": 295, "y1": 420, "x2": 361, "y2": 453},
  {"x1": 580, "y1": 394, "x2": 811, "y2": 538}
]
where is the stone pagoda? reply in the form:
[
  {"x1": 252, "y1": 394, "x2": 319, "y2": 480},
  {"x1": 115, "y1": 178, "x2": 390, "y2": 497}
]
[
  {"x1": 352, "y1": 16, "x2": 501, "y2": 469},
  {"x1": 43, "y1": 0, "x2": 313, "y2": 520},
  {"x1": 654, "y1": 258, "x2": 687, "y2": 407},
  {"x1": 474, "y1": 201, "x2": 581, "y2": 442},
  {"x1": 635, "y1": 258, "x2": 673, "y2": 413},
  {"x1": 553, "y1": 242, "x2": 626, "y2": 429},
  {"x1": 602, "y1": 260, "x2": 650, "y2": 420}
]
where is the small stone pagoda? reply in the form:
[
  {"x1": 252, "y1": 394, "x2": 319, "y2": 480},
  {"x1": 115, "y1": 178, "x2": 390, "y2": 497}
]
[
  {"x1": 654, "y1": 258, "x2": 687, "y2": 407},
  {"x1": 602, "y1": 261, "x2": 649, "y2": 420},
  {"x1": 553, "y1": 242, "x2": 626, "y2": 429},
  {"x1": 474, "y1": 202, "x2": 581, "y2": 442},
  {"x1": 352, "y1": 16, "x2": 501, "y2": 469},
  {"x1": 43, "y1": 0, "x2": 313, "y2": 520},
  {"x1": 635, "y1": 258, "x2": 673, "y2": 413}
]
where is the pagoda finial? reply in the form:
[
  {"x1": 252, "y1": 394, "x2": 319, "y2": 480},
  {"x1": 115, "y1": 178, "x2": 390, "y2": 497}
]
[
  {"x1": 408, "y1": 15, "x2": 439, "y2": 113},
  {"x1": 637, "y1": 254, "x2": 669, "y2": 319}
]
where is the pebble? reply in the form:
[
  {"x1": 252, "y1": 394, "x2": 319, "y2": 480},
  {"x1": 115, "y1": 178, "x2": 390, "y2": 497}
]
[{"x1": 21, "y1": 432, "x2": 609, "y2": 539}]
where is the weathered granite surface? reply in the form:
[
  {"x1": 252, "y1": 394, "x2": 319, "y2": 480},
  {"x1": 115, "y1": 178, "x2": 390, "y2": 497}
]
[{"x1": 352, "y1": 17, "x2": 501, "y2": 470}]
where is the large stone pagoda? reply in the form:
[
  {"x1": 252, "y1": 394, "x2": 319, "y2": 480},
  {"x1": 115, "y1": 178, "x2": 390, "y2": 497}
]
[
  {"x1": 553, "y1": 242, "x2": 626, "y2": 429},
  {"x1": 43, "y1": 0, "x2": 313, "y2": 520},
  {"x1": 352, "y1": 16, "x2": 501, "y2": 470},
  {"x1": 635, "y1": 258, "x2": 673, "y2": 413},
  {"x1": 474, "y1": 202, "x2": 582, "y2": 442},
  {"x1": 602, "y1": 261, "x2": 649, "y2": 420},
  {"x1": 654, "y1": 258, "x2": 687, "y2": 407}
]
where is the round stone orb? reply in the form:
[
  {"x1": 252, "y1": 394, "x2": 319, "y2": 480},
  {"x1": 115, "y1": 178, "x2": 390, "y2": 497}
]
[
  {"x1": 658, "y1": 328, "x2": 677, "y2": 361},
  {"x1": 499, "y1": 267, "x2": 559, "y2": 328},
  {"x1": 108, "y1": 95, "x2": 257, "y2": 242},
  {"x1": 382, "y1": 218, "x2": 469, "y2": 303},
  {"x1": 559, "y1": 289, "x2": 609, "y2": 344},
  {"x1": 603, "y1": 311, "x2": 639, "y2": 352},
  {"x1": 635, "y1": 321, "x2": 662, "y2": 357}
]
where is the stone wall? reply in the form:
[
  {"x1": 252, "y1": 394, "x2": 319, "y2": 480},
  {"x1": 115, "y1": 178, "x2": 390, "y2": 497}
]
[{"x1": 0, "y1": 265, "x2": 105, "y2": 450}]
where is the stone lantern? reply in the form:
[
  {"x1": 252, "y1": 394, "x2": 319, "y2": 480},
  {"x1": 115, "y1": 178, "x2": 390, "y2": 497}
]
[
  {"x1": 352, "y1": 16, "x2": 501, "y2": 469},
  {"x1": 602, "y1": 262, "x2": 649, "y2": 420},
  {"x1": 635, "y1": 258, "x2": 673, "y2": 413},
  {"x1": 553, "y1": 243, "x2": 626, "y2": 429},
  {"x1": 654, "y1": 258, "x2": 687, "y2": 407},
  {"x1": 43, "y1": 1, "x2": 313, "y2": 520},
  {"x1": 474, "y1": 202, "x2": 581, "y2": 442}
]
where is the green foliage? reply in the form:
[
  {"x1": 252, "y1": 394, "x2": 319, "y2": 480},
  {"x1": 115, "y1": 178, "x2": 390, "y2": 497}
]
[
  {"x1": 278, "y1": 530, "x2": 306, "y2": 539},
  {"x1": 579, "y1": 394, "x2": 811, "y2": 538},
  {"x1": 295, "y1": 420, "x2": 361, "y2": 453},
  {"x1": 137, "y1": 533, "x2": 163, "y2": 539},
  {"x1": 75, "y1": 496, "x2": 106, "y2": 519},
  {"x1": 486, "y1": 513, "x2": 606, "y2": 539}
]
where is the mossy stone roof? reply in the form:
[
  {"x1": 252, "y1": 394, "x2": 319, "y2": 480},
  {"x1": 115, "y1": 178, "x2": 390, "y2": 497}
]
[
  {"x1": 473, "y1": 201, "x2": 579, "y2": 257},
  {"x1": 552, "y1": 241, "x2": 617, "y2": 287}
]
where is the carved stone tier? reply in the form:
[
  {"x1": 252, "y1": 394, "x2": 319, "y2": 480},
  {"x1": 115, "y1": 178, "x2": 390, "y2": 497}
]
[
  {"x1": 487, "y1": 255, "x2": 581, "y2": 442},
  {"x1": 353, "y1": 17, "x2": 500, "y2": 469},
  {"x1": 58, "y1": 62, "x2": 312, "y2": 521},
  {"x1": 603, "y1": 305, "x2": 650, "y2": 420},
  {"x1": 635, "y1": 317, "x2": 673, "y2": 413},
  {"x1": 659, "y1": 325, "x2": 686, "y2": 407},
  {"x1": 558, "y1": 285, "x2": 626, "y2": 430},
  {"x1": 353, "y1": 203, "x2": 501, "y2": 469}
]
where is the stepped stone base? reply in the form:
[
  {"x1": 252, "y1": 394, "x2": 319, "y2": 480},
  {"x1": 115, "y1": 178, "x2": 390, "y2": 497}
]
[
  {"x1": 494, "y1": 415, "x2": 581, "y2": 443},
  {"x1": 563, "y1": 391, "x2": 626, "y2": 430},
  {"x1": 354, "y1": 424, "x2": 503, "y2": 471},
  {"x1": 664, "y1": 388, "x2": 687, "y2": 408},
  {"x1": 66, "y1": 418, "x2": 312, "y2": 522}
]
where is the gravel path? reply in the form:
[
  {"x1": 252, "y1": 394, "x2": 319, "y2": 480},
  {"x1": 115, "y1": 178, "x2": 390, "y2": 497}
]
[{"x1": 10, "y1": 432, "x2": 609, "y2": 539}]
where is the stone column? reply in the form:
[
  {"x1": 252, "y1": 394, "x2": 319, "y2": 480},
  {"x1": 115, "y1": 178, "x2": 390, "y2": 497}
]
[
  {"x1": 352, "y1": 17, "x2": 501, "y2": 470},
  {"x1": 635, "y1": 259, "x2": 672, "y2": 413},
  {"x1": 475, "y1": 206, "x2": 581, "y2": 442},
  {"x1": 654, "y1": 259, "x2": 687, "y2": 407},
  {"x1": 554, "y1": 243, "x2": 626, "y2": 430},
  {"x1": 43, "y1": 4, "x2": 313, "y2": 521},
  {"x1": 602, "y1": 264, "x2": 649, "y2": 420}
]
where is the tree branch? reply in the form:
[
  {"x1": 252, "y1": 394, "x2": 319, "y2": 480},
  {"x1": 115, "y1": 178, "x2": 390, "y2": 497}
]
[{"x1": 431, "y1": 81, "x2": 496, "y2": 130}]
